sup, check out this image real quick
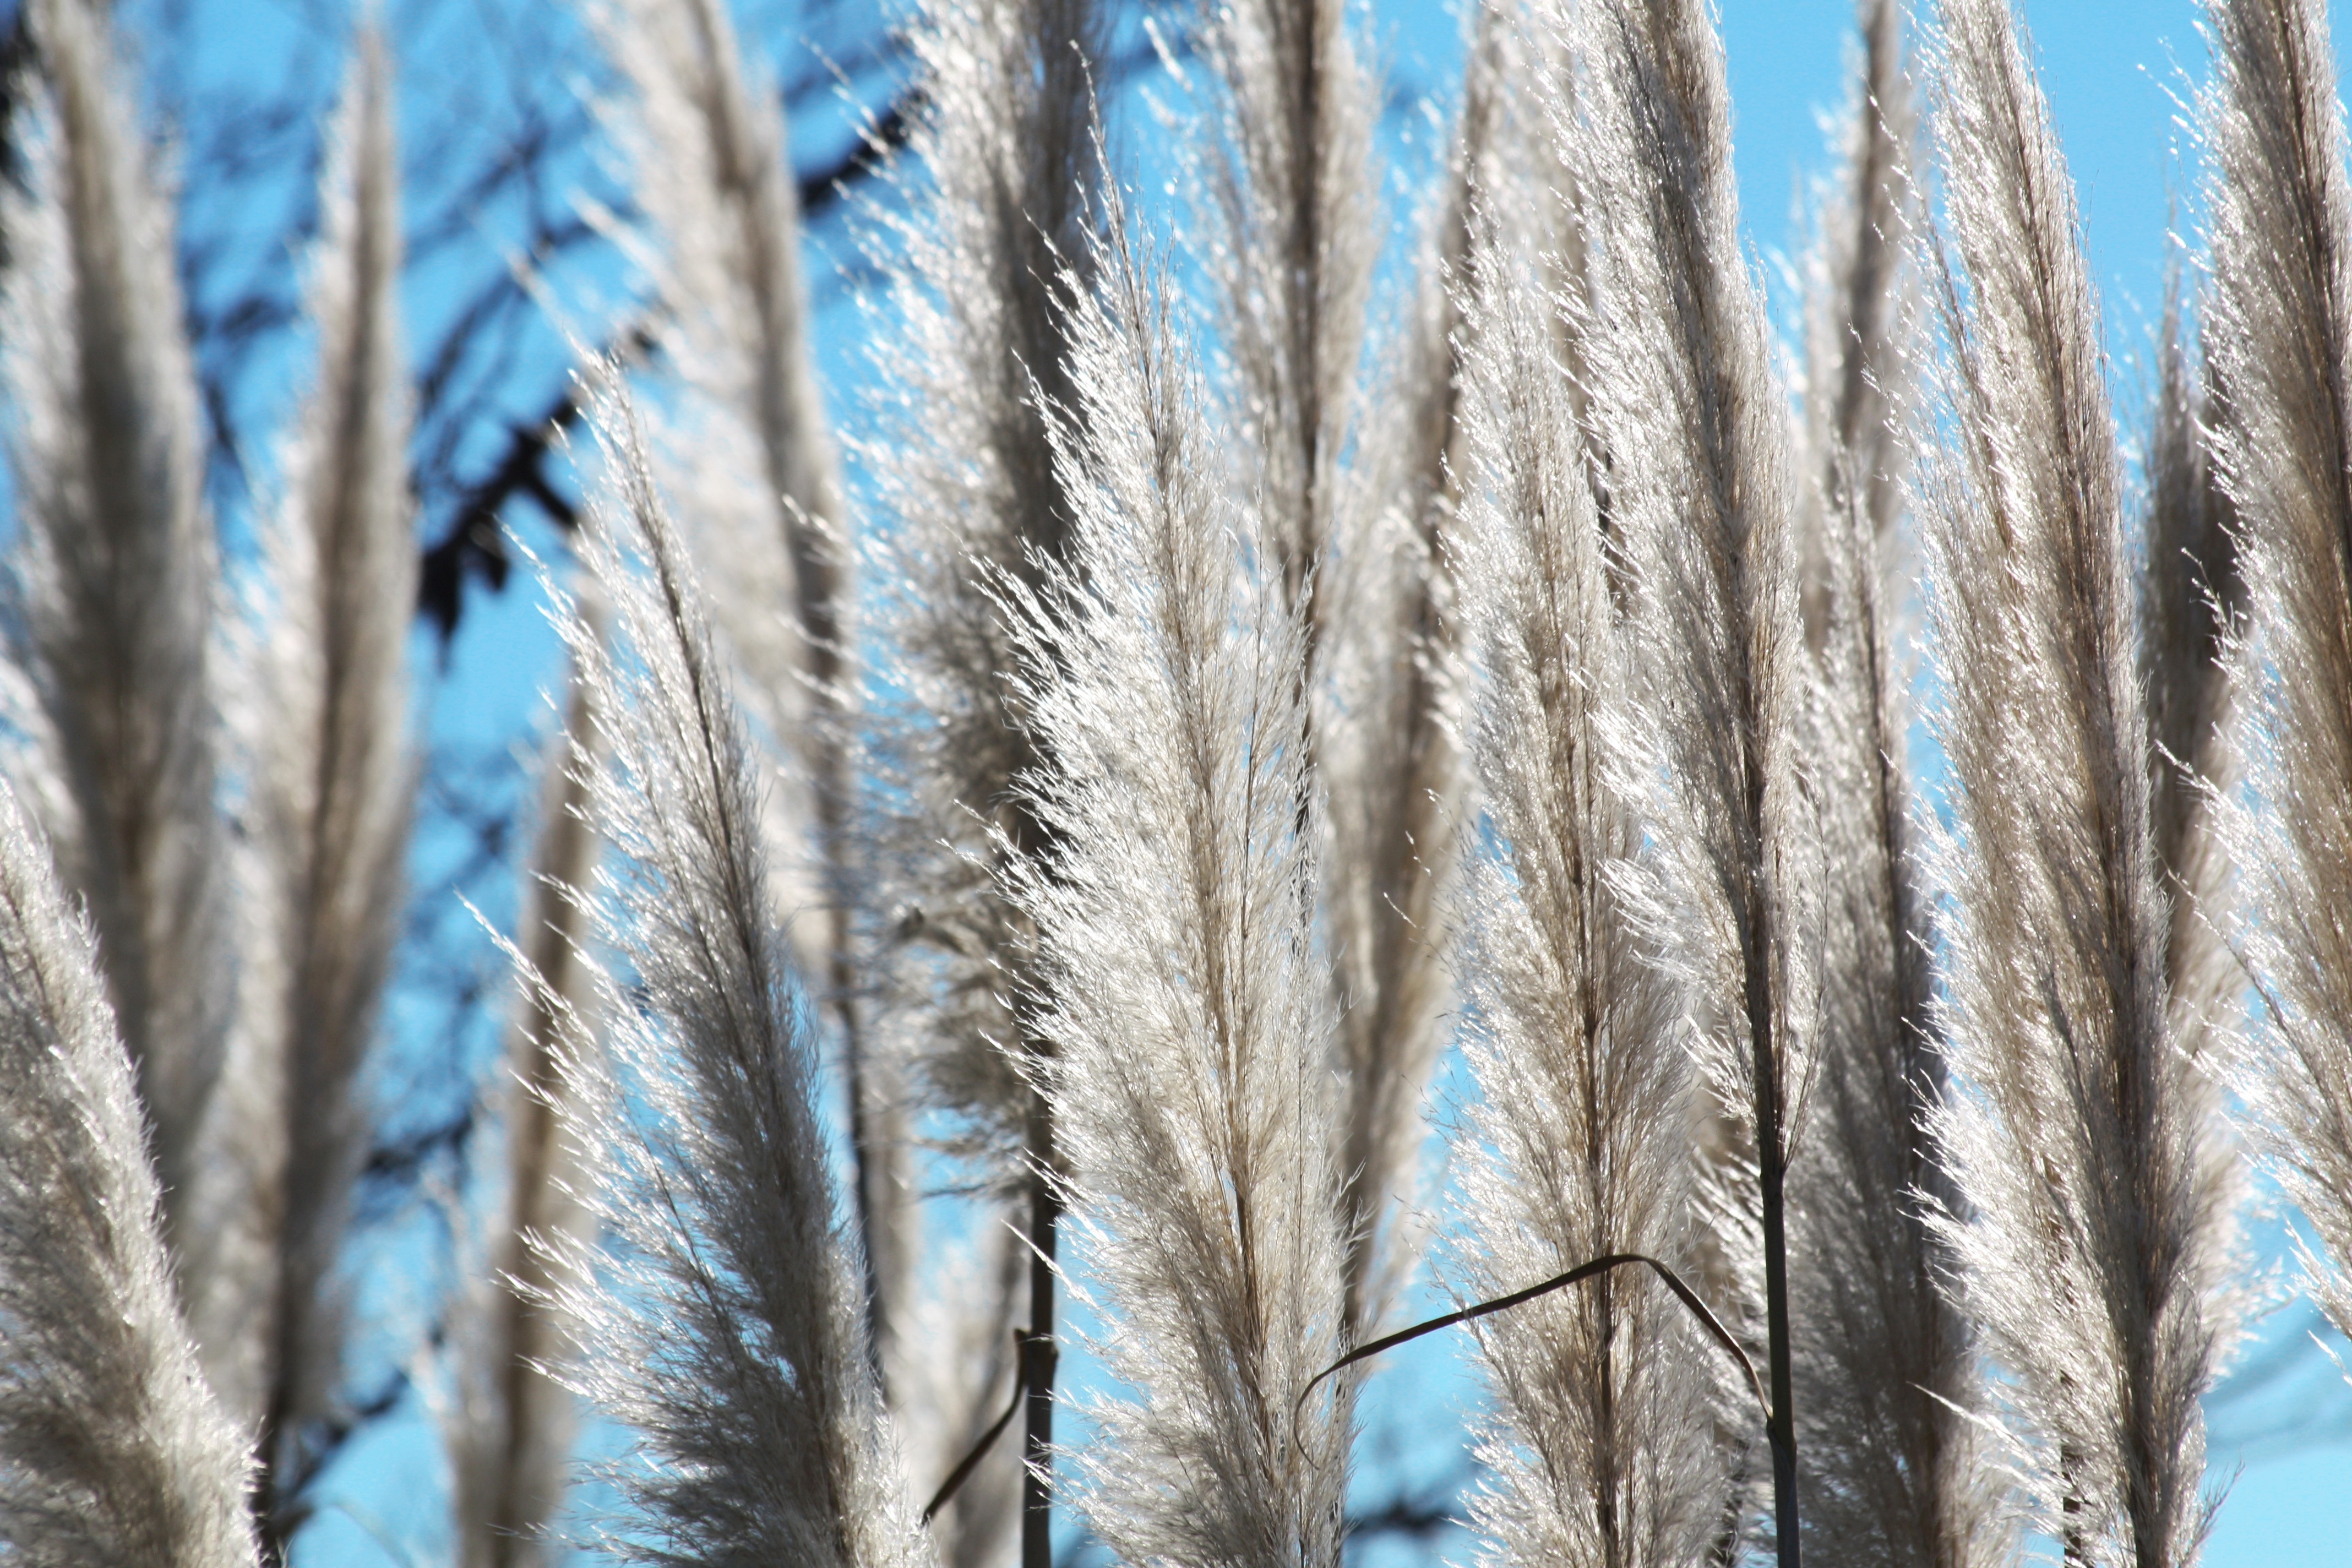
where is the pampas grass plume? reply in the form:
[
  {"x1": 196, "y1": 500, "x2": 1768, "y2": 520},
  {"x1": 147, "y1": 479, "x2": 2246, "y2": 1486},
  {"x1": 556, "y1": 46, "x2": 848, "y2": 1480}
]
[
  {"x1": 1004, "y1": 216, "x2": 1351, "y2": 1568},
  {"x1": 2203, "y1": 0, "x2": 2352, "y2": 1351},
  {"x1": 529, "y1": 385, "x2": 923, "y2": 1568},
  {"x1": 0, "y1": 0, "x2": 230, "y2": 1246},
  {"x1": 1919, "y1": 1, "x2": 2240, "y2": 1558},
  {"x1": 214, "y1": 37, "x2": 417, "y2": 1515},
  {"x1": 0, "y1": 780, "x2": 258, "y2": 1568},
  {"x1": 1450, "y1": 182, "x2": 1728, "y2": 1568}
]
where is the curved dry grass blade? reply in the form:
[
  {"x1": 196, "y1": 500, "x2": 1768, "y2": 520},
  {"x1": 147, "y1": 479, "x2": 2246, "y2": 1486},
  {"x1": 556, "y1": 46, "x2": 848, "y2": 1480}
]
[
  {"x1": 1300, "y1": 1253, "x2": 1767, "y2": 1423},
  {"x1": 918, "y1": 1333, "x2": 1027, "y2": 1526}
]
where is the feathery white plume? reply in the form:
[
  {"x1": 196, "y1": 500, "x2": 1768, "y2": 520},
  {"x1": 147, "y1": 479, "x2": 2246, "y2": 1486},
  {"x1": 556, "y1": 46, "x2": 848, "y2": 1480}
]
[
  {"x1": 1558, "y1": 0, "x2": 1817, "y2": 1548},
  {"x1": 1315, "y1": 6, "x2": 1496, "y2": 1334},
  {"x1": 1918, "y1": 1, "x2": 2241, "y2": 1559},
  {"x1": 2201, "y1": 0, "x2": 2352, "y2": 1351},
  {"x1": 1451, "y1": 188, "x2": 1730, "y2": 1568},
  {"x1": 1194, "y1": 0, "x2": 1407, "y2": 1341},
  {"x1": 581, "y1": 0, "x2": 880, "y2": 1333},
  {"x1": 203, "y1": 38, "x2": 417, "y2": 1516},
  {"x1": 586, "y1": 0, "x2": 843, "y2": 699},
  {"x1": 861, "y1": 0, "x2": 1102, "y2": 1187},
  {"x1": 862, "y1": 0, "x2": 1103, "y2": 1153},
  {"x1": 0, "y1": 0, "x2": 229, "y2": 1245},
  {"x1": 1200, "y1": 0, "x2": 1378, "y2": 655},
  {"x1": 2139, "y1": 273, "x2": 2242, "y2": 1173},
  {"x1": 1783, "y1": 8, "x2": 2005, "y2": 1564},
  {"x1": 857, "y1": 0, "x2": 1105, "y2": 1552},
  {"x1": 449, "y1": 627, "x2": 601, "y2": 1568},
  {"x1": 0, "y1": 780, "x2": 258, "y2": 1568},
  {"x1": 1793, "y1": 0, "x2": 1914, "y2": 650},
  {"x1": 533, "y1": 386, "x2": 924, "y2": 1568},
  {"x1": 584, "y1": 0, "x2": 844, "y2": 871},
  {"x1": 1006, "y1": 221, "x2": 1351, "y2": 1568}
]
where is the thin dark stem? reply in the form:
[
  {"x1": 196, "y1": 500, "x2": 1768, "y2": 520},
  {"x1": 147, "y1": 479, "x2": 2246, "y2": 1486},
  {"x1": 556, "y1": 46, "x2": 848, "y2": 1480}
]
[
  {"x1": 1741, "y1": 755, "x2": 1800, "y2": 1568},
  {"x1": 1760, "y1": 1142, "x2": 1800, "y2": 1568},
  {"x1": 843, "y1": 1003, "x2": 884, "y2": 1384},
  {"x1": 1022, "y1": 1096, "x2": 1060, "y2": 1568},
  {"x1": 1294, "y1": 1250, "x2": 1768, "y2": 1421},
  {"x1": 923, "y1": 1331, "x2": 1030, "y2": 1525},
  {"x1": 1740, "y1": 646, "x2": 1798, "y2": 1567}
]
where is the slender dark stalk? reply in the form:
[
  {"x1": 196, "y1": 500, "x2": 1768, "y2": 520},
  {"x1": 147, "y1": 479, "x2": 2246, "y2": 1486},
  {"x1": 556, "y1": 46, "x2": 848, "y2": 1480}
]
[
  {"x1": 862, "y1": 0, "x2": 1107, "y2": 1559},
  {"x1": 1760, "y1": 1146, "x2": 1798, "y2": 1567},
  {"x1": 1021, "y1": 1153, "x2": 1058, "y2": 1568}
]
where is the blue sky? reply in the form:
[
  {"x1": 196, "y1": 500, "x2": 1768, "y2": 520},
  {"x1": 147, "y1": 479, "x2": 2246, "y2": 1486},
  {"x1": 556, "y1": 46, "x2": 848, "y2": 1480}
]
[{"x1": 138, "y1": 0, "x2": 2352, "y2": 1559}]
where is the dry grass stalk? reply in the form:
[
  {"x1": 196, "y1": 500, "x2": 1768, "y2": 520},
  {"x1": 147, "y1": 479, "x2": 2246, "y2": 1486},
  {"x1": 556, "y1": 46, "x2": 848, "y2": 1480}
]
[
  {"x1": 1451, "y1": 181, "x2": 1732, "y2": 1568},
  {"x1": 1004, "y1": 219, "x2": 1351, "y2": 1568},
  {"x1": 529, "y1": 387, "x2": 923, "y2": 1568},
  {"x1": 1918, "y1": 1, "x2": 2241, "y2": 1559},
  {"x1": 0, "y1": 0, "x2": 229, "y2": 1254},
  {"x1": 2202, "y1": 0, "x2": 2352, "y2": 1353},
  {"x1": 0, "y1": 781, "x2": 259, "y2": 1568}
]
